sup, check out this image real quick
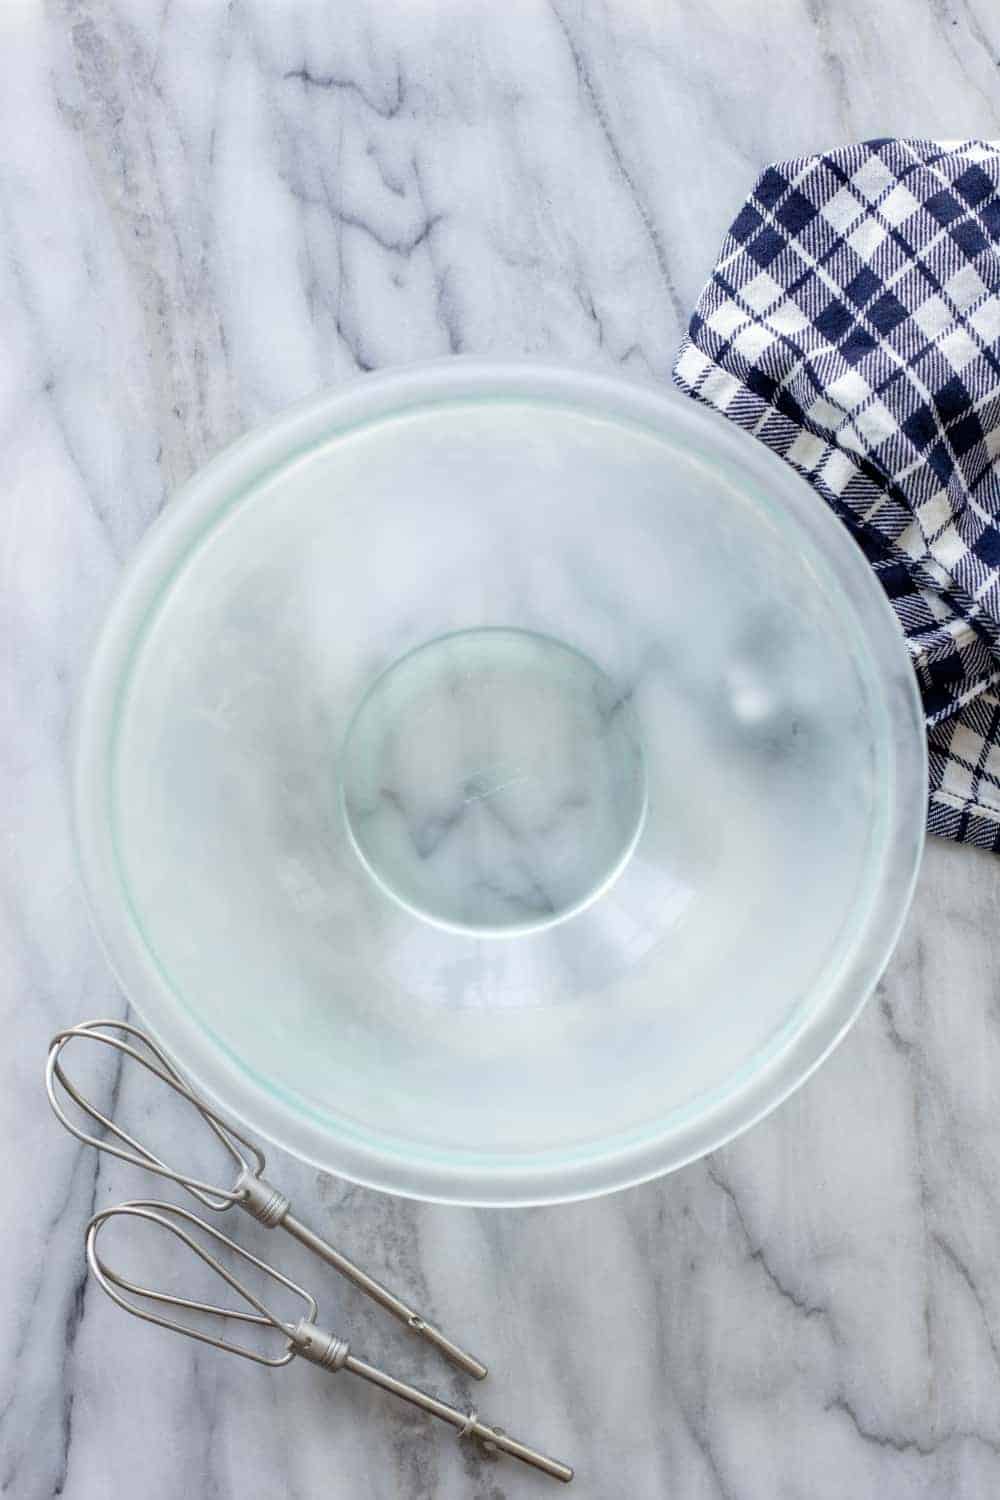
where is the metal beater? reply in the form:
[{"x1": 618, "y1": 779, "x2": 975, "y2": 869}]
[
  {"x1": 46, "y1": 1019, "x2": 486, "y2": 1378},
  {"x1": 87, "y1": 1198, "x2": 572, "y2": 1483}
]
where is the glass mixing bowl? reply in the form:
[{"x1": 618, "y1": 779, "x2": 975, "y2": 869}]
[{"x1": 74, "y1": 360, "x2": 926, "y2": 1205}]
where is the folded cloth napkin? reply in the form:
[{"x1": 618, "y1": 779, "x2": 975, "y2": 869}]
[{"x1": 674, "y1": 139, "x2": 1000, "y2": 849}]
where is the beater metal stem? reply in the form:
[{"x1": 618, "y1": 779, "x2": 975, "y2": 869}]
[{"x1": 280, "y1": 1210, "x2": 485, "y2": 1379}]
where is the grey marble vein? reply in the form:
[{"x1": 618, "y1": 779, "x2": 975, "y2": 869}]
[{"x1": 5, "y1": 1, "x2": 1000, "y2": 1496}]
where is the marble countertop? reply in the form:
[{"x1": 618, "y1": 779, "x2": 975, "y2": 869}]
[{"x1": 5, "y1": 3, "x2": 1000, "y2": 1497}]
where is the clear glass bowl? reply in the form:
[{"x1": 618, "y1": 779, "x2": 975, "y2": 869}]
[{"x1": 74, "y1": 360, "x2": 926, "y2": 1205}]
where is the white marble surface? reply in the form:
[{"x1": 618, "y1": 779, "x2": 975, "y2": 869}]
[{"x1": 4, "y1": 2, "x2": 1000, "y2": 1496}]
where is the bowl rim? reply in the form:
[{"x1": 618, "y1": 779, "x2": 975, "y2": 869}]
[{"x1": 73, "y1": 356, "x2": 927, "y2": 1206}]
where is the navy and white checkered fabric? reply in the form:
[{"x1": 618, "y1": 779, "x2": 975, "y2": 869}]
[{"x1": 674, "y1": 139, "x2": 1000, "y2": 850}]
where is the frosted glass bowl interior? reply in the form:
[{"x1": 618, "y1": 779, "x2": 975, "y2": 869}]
[{"x1": 74, "y1": 361, "x2": 926, "y2": 1204}]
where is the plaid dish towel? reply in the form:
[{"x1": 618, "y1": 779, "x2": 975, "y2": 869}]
[{"x1": 674, "y1": 139, "x2": 1000, "y2": 849}]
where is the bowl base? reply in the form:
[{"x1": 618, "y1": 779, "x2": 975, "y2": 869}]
[{"x1": 340, "y1": 627, "x2": 647, "y2": 936}]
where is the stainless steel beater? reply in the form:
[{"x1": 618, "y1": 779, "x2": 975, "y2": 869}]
[
  {"x1": 46, "y1": 1019, "x2": 486, "y2": 1379},
  {"x1": 87, "y1": 1199, "x2": 573, "y2": 1484}
]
